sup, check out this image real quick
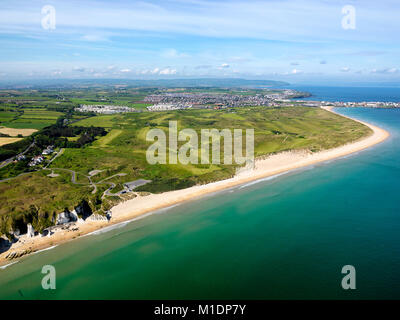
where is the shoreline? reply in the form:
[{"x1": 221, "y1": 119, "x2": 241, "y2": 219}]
[{"x1": 0, "y1": 107, "x2": 390, "y2": 267}]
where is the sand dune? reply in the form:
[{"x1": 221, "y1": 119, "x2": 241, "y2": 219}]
[{"x1": 110, "y1": 107, "x2": 389, "y2": 223}]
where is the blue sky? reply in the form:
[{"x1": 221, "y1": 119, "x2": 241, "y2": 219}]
[{"x1": 0, "y1": 0, "x2": 399, "y2": 84}]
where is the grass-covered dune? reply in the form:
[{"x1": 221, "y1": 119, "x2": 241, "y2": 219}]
[
  {"x1": 0, "y1": 106, "x2": 372, "y2": 237},
  {"x1": 65, "y1": 106, "x2": 371, "y2": 187}
]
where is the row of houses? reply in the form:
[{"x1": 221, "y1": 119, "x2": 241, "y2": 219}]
[
  {"x1": 42, "y1": 145, "x2": 54, "y2": 155},
  {"x1": 28, "y1": 156, "x2": 44, "y2": 167},
  {"x1": 75, "y1": 104, "x2": 135, "y2": 114},
  {"x1": 27, "y1": 145, "x2": 54, "y2": 167}
]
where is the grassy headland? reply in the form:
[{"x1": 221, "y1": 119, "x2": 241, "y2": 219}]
[{"x1": 0, "y1": 105, "x2": 372, "y2": 239}]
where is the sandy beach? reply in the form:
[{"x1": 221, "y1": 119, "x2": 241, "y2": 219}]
[{"x1": 0, "y1": 107, "x2": 390, "y2": 266}]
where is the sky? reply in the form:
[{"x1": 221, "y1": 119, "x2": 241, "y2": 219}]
[{"x1": 0, "y1": 0, "x2": 399, "y2": 84}]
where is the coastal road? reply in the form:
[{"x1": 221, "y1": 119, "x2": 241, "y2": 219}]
[
  {"x1": 44, "y1": 148, "x2": 64, "y2": 168},
  {"x1": 98, "y1": 173, "x2": 127, "y2": 197},
  {"x1": 97, "y1": 173, "x2": 127, "y2": 184},
  {"x1": 0, "y1": 141, "x2": 35, "y2": 169},
  {"x1": 102, "y1": 182, "x2": 116, "y2": 198},
  {"x1": 1, "y1": 150, "x2": 127, "y2": 197}
]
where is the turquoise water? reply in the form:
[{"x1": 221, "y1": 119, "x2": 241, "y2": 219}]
[{"x1": 1, "y1": 107, "x2": 400, "y2": 299}]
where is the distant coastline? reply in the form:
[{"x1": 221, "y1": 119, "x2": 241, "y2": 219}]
[{"x1": 0, "y1": 106, "x2": 390, "y2": 267}]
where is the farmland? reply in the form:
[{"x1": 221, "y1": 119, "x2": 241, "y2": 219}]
[
  {"x1": 1, "y1": 109, "x2": 63, "y2": 129},
  {"x1": 0, "y1": 137, "x2": 22, "y2": 147},
  {"x1": 0, "y1": 127, "x2": 37, "y2": 136}
]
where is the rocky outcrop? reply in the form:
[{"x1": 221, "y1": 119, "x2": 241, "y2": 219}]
[
  {"x1": 5, "y1": 248, "x2": 35, "y2": 260},
  {"x1": 47, "y1": 199, "x2": 94, "y2": 228},
  {"x1": 56, "y1": 209, "x2": 78, "y2": 225},
  {"x1": 106, "y1": 211, "x2": 112, "y2": 220},
  {"x1": 40, "y1": 229, "x2": 53, "y2": 237},
  {"x1": 70, "y1": 210, "x2": 79, "y2": 221},
  {"x1": 56, "y1": 201, "x2": 93, "y2": 225},
  {"x1": 75, "y1": 200, "x2": 92, "y2": 220},
  {"x1": 56, "y1": 212, "x2": 70, "y2": 225},
  {"x1": 27, "y1": 224, "x2": 35, "y2": 238},
  {"x1": 0, "y1": 237, "x2": 11, "y2": 254}
]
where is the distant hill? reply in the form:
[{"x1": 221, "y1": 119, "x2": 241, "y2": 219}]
[
  {"x1": 120, "y1": 78, "x2": 290, "y2": 88},
  {"x1": 0, "y1": 78, "x2": 289, "y2": 89}
]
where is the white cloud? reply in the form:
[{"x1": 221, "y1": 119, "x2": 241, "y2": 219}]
[
  {"x1": 120, "y1": 68, "x2": 131, "y2": 73},
  {"x1": 340, "y1": 67, "x2": 350, "y2": 72},
  {"x1": 159, "y1": 68, "x2": 177, "y2": 75},
  {"x1": 218, "y1": 63, "x2": 230, "y2": 69},
  {"x1": 139, "y1": 67, "x2": 177, "y2": 75},
  {"x1": 371, "y1": 68, "x2": 398, "y2": 74},
  {"x1": 291, "y1": 69, "x2": 302, "y2": 74},
  {"x1": 1, "y1": 0, "x2": 399, "y2": 80},
  {"x1": 2, "y1": 0, "x2": 399, "y2": 43}
]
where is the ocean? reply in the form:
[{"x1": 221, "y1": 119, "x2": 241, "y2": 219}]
[
  {"x1": 288, "y1": 85, "x2": 400, "y2": 102},
  {"x1": 1, "y1": 88, "x2": 400, "y2": 299}
]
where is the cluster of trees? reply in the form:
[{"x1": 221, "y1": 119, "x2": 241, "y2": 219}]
[
  {"x1": 36, "y1": 123, "x2": 107, "y2": 149},
  {"x1": 0, "y1": 113, "x2": 106, "y2": 165}
]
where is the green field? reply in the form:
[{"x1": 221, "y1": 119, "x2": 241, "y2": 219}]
[
  {"x1": 0, "y1": 111, "x2": 19, "y2": 122},
  {"x1": 1, "y1": 109, "x2": 63, "y2": 129},
  {"x1": 71, "y1": 114, "x2": 124, "y2": 128},
  {"x1": 0, "y1": 94, "x2": 372, "y2": 238},
  {"x1": 58, "y1": 106, "x2": 371, "y2": 189},
  {"x1": 19, "y1": 109, "x2": 62, "y2": 119}
]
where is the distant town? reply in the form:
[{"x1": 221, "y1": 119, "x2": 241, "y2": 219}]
[
  {"x1": 75, "y1": 104, "x2": 135, "y2": 114},
  {"x1": 74, "y1": 90, "x2": 400, "y2": 114},
  {"x1": 144, "y1": 89, "x2": 308, "y2": 110}
]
